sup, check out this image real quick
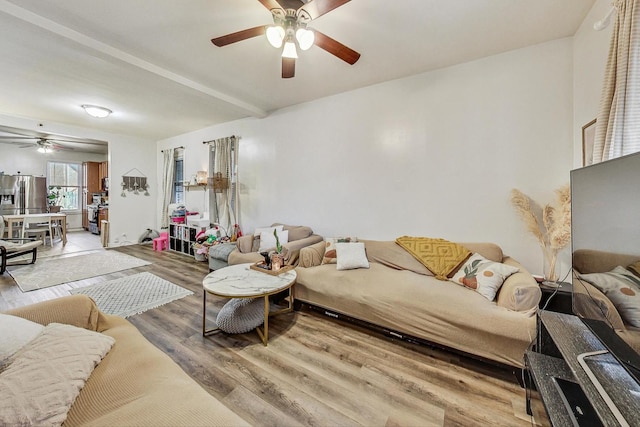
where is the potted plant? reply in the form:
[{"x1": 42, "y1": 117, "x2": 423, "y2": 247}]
[
  {"x1": 48, "y1": 186, "x2": 63, "y2": 213},
  {"x1": 270, "y1": 229, "x2": 284, "y2": 271}
]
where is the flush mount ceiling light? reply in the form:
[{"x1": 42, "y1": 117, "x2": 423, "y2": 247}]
[
  {"x1": 82, "y1": 104, "x2": 112, "y2": 118},
  {"x1": 211, "y1": 0, "x2": 360, "y2": 79}
]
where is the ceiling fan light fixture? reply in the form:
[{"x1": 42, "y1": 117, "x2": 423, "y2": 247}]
[
  {"x1": 266, "y1": 25, "x2": 285, "y2": 48},
  {"x1": 282, "y1": 39, "x2": 298, "y2": 59},
  {"x1": 296, "y1": 27, "x2": 314, "y2": 51},
  {"x1": 82, "y1": 104, "x2": 112, "y2": 119}
]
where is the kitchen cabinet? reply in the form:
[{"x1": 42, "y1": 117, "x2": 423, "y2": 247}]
[
  {"x1": 82, "y1": 161, "x2": 101, "y2": 230},
  {"x1": 99, "y1": 161, "x2": 108, "y2": 191}
]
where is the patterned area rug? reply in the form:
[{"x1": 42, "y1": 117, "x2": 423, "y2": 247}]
[
  {"x1": 70, "y1": 272, "x2": 193, "y2": 318},
  {"x1": 9, "y1": 251, "x2": 151, "y2": 292}
]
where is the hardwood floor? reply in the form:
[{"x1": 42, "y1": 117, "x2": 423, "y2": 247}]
[{"x1": 1, "y1": 240, "x2": 551, "y2": 426}]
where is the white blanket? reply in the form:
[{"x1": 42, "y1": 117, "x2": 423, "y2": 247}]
[{"x1": 0, "y1": 323, "x2": 114, "y2": 426}]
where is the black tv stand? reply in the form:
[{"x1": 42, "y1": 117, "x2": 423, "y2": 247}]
[{"x1": 526, "y1": 311, "x2": 640, "y2": 426}]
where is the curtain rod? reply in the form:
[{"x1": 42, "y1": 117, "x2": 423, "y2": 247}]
[
  {"x1": 160, "y1": 146, "x2": 184, "y2": 152},
  {"x1": 203, "y1": 135, "x2": 238, "y2": 144}
]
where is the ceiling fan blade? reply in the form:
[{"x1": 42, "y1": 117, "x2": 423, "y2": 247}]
[
  {"x1": 258, "y1": 0, "x2": 304, "y2": 11},
  {"x1": 211, "y1": 25, "x2": 267, "y2": 47},
  {"x1": 282, "y1": 57, "x2": 296, "y2": 78},
  {"x1": 313, "y1": 31, "x2": 360, "y2": 65},
  {"x1": 301, "y1": 0, "x2": 351, "y2": 20},
  {"x1": 257, "y1": 0, "x2": 282, "y2": 10}
]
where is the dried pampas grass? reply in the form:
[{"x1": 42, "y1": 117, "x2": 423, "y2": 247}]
[{"x1": 510, "y1": 185, "x2": 571, "y2": 282}]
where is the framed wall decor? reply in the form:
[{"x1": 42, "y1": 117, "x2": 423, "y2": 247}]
[{"x1": 582, "y1": 118, "x2": 597, "y2": 166}]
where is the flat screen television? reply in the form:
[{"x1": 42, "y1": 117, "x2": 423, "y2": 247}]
[{"x1": 571, "y1": 151, "x2": 640, "y2": 386}]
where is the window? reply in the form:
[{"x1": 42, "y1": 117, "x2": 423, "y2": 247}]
[
  {"x1": 173, "y1": 149, "x2": 184, "y2": 204},
  {"x1": 47, "y1": 161, "x2": 81, "y2": 210}
]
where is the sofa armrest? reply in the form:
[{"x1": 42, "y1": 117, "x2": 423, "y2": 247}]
[
  {"x1": 298, "y1": 240, "x2": 327, "y2": 268},
  {"x1": 228, "y1": 249, "x2": 263, "y2": 265},
  {"x1": 4, "y1": 295, "x2": 101, "y2": 331},
  {"x1": 282, "y1": 234, "x2": 323, "y2": 265},
  {"x1": 495, "y1": 257, "x2": 541, "y2": 315},
  {"x1": 236, "y1": 234, "x2": 255, "y2": 253}
]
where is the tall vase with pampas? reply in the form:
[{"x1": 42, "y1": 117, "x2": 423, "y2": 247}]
[{"x1": 510, "y1": 186, "x2": 571, "y2": 283}]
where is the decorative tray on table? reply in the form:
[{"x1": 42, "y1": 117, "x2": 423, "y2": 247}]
[{"x1": 250, "y1": 262, "x2": 294, "y2": 276}]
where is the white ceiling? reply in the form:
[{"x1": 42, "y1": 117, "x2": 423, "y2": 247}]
[{"x1": 0, "y1": 0, "x2": 595, "y2": 141}]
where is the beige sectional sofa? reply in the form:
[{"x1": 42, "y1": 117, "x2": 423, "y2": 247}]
[
  {"x1": 295, "y1": 240, "x2": 541, "y2": 369},
  {"x1": 228, "y1": 223, "x2": 323, "y2": 266},
  {"x1": 572, "y1": 249, "x2": 640, "y2": 353},
  {"x1": 3, "y1": 295, "x2": 248, "y2": 426}
]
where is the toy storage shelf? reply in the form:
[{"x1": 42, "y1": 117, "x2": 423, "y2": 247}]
[{"x1": 169, "y1": 223, "x2": 200, "y2": 256}]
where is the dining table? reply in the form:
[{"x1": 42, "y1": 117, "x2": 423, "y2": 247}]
[{"x1": 2, "y1": 213, "x2": 67, "y2": 245}]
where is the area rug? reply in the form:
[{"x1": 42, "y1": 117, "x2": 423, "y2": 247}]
[
  {"x1": 9, "y1": 251, "x2": 151, "y2": 292},
  {"x1": 70, "y1": 272, "x2": 193, "y2": 318}
]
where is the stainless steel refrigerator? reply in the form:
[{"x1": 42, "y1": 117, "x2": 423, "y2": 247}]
[{"x1": 0, "y1": 174, "x2": 48, "y2": 215}]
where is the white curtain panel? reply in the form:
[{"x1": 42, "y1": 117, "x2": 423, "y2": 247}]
[
  {"x1": 160, "y1": 148, "x2": 175, "y2": 229},
  {"x1": 208, "y1": 136, "x2": 238, "y2": 233},
  {"x1": 593, "y1": 0, "x2": 640, "y2": 163}
]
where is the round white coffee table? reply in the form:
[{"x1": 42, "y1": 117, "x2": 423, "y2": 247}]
[{"x1": 202, "y1": 263, "x2": 297, "y2": 346}]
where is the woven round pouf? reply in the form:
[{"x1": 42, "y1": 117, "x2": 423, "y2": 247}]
[{"x1": 216, "y1": 298, "x2": 265, "y2": 334}]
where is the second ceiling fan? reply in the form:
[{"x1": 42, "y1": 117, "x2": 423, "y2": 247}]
[{"x1": 211, "y1": 0, "x2": 360, "y2": 78}]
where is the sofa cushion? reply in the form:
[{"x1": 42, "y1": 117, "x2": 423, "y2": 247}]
[
  {"x1": 0, "y1": 314, "x2": 44, "y2": 370},
  {"x1": 258, "y1": 229, "x2": 289, "y2": 252},
  {"x1": 459, "y1": 242, "x2": 503, "y2": 263},
  {"x1": 321, "y1": 237, "x2": 357, "y2": 265},
  {"x1": 579, "y1": 266, "x2": 640, "y2": 327},
  {"x1": 450, "y1": 253, "x2": 519, "y2": 301},
  {"x1": 395, "y1": 236, "x2": 471, "y2": 279},
  {"x1": 282, "y1": 225, "x2": 313, "y2": 242},
  {"x1": 336, "y1": 242, "x2": 369, "y2": 271}
]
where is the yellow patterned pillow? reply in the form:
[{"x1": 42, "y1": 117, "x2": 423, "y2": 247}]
[{"x1": 395, "y1": 236, "x2": 471, "y2": 280}]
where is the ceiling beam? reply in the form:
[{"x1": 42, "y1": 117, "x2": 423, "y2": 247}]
[{"x1": 0, "y1": 0, "x2": 268, "y2": 119}]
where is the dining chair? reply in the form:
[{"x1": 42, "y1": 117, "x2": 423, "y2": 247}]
[{"x1": 21, "y1": 215, "x2": 53, "y2": 247}]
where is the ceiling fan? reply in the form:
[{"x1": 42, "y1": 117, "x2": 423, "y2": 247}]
[
  {"x1": 211, "y1": 0, "x2": 360, "y2": 78},
  {"x1": 0, "y1": 125, "x2": 108, "y2": 154},
  {"x1": 0, "y1": 136, "x2": 68, "y2": 153}
]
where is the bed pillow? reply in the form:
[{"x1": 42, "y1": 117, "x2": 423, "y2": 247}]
[
  {"x1": 258, "y1": 229, "x2": 289, "y2": 252},
  {"x1": 449, "y1": 253, "x2": 519, "y2": 301},
  {"x1": 0, "y1": 314, "x2": 44, "y2": 370},
  {"x1": 336, "y1": 242, "x2": 369, "y2": 271},
  {"x1": 321, "y1": 237, "x2": 358, "y2": 265},
  {"x1": 579, "y1": 266, "x2": 640, "y2": 327}
]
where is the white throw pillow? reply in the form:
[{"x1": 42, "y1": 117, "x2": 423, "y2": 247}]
[
  {"x1": 579, "y1": 266, "x2": 640, "y2": 327},
  {"x1": 253, "y1": 225, "x2": 284, "y2": 237},
  {"x1": 321, "y1": 237, "x2": 358, "y2": 265},
  {"x1": 258, "y1": 229, "x2": 289, "y2": 253},
  {"x1": 336, "y1": 242, "x2": 369, "y2": 271},
  {"x1": 449, "y1": 253, "x2": 519, "y2": 301},
  {"x1": 0, "y1": 313, "x2": 44, "y2": 369}
]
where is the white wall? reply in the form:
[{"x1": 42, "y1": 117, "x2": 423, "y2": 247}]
[
  {"x1": 159, "y1": 38, "x2": 575, "y2": 275},
  {"x1": 573, "y1": 0, "x2": 613, "y2": 168},
  {"x1": 0, "y1": 113, "x2": 156, "y2": 245}
]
